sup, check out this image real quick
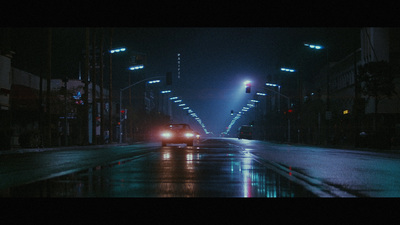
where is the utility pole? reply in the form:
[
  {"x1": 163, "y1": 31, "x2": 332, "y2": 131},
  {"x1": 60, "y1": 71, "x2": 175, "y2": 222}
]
[
  {"x1": 92, "y1": 29, "x2": 97, "y2": 144},
  {"x1": 326, "y1": 53, "x2": 331, "y2": 145},
  {"x1": 63, "y1": 76, "x2": 68, "y2": 146},
  {"x1": 39, "y1": 42, "x2": 44, "y2": 147},
  {"x1": 353, "y1": 30, "x2": 361, "y2": 147},
  {"x1": 46, "y1": 28, "x2": 52, "y2": 147},
  {"x1": 109, "y1": 28, "x2": 113, "y2": 143},
  {"x1": 100, "y1": 28, "x2": 104, "y2": 144},
  {"x1": 83, "y1": 28, "x2": 90, "y2": 145}
]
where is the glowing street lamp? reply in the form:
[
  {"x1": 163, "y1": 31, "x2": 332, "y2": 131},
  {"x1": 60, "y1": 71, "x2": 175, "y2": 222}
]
[
  {"x1": 244, "y1": 80, "x2": 251, "y2": 93},
  {"x1": 129, "y1": 65, "x2": 144, "y2": 71},
  {"x1": 304, "y1": 43, "x2": 324, "y2": 50},
  {"x1": 110, "y1": 47, "x2": 126, "y2": 54},
  {"x1": 304, "y1": 42, "x2": 330, "y2": 144},
  {"x1": 280, "y1": 67, "x2": 296, "y2": 73},
  {"x1": 108, "y1": 46, "x2": 127, "y2": 143},
  {"x1": 265, "y1": 82, "x2": 281, "y2": 112},
  {"x1": 148, "y1": 79, "x2": 160, "y2": 84},
  {"x1": 265, "y1": 82, "x2": 280, "y2": 87}
]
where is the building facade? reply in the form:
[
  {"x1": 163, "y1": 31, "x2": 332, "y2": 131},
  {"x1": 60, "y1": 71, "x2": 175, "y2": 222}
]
[
  {"x1": 0, "y1": 53, "x2": 113, "y2": 149},
  {"x1": 303, "y1": 27, "x2": 400, "y2": 148}
]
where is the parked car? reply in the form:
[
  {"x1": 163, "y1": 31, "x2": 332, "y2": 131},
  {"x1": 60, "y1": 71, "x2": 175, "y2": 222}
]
[{"x1": 160, "y1": 123, "x2": 195, "y2": 146}]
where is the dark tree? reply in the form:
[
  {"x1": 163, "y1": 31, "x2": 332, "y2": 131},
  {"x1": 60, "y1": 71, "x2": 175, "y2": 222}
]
[{"x1": 357, "y1": 60, "x2": 397, "y2": 132}]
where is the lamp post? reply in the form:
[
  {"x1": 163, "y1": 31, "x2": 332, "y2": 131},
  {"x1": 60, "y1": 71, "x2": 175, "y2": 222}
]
[
  {"x1": 280, "y1": 67, "x2": 303, "y2": 143},
  {"x1": 304, "y1": 43, "x2": 330, "y2": 144},
  {"x1": 265, "y1": 82, "x2": 281, "y2": 112},
  {"x1": 262, "y1": 86, "x2": 291, "y2": 143},
  {"x1": 280, "y1": 67, "x2": 299, "y2": 104},
  {"x1": 109, "y1": 45, "x2": 126, "y2": 144},
  {"x1": 119, "y1": 76, "x2": 163, "y2": 143}
]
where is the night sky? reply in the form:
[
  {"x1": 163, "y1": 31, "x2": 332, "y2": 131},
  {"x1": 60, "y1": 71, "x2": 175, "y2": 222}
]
[{"x1": 4, "y1": 27, "x2": 361, "y2": 135}]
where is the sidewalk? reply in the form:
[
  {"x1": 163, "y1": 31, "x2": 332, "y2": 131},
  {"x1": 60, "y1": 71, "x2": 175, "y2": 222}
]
[
  {"x1": 261, "y1": 139, "x2": 400, "y2": 154},
  {"x1": 0, "y1": 142, "x2": 129, "y2": 155},
  {"x1": 288, "y1": 142, "x2": 400, "y2": 153}
]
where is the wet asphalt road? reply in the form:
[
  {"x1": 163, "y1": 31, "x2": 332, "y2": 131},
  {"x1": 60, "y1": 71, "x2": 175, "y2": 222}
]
[{"x1": 0, "y1": 138, "x2": 316, "y2": 197}]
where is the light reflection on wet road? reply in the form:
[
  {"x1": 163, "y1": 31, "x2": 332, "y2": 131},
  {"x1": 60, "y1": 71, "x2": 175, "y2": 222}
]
[{"x1": 1, "y1": 140, "x2": 316, "y2": 197}]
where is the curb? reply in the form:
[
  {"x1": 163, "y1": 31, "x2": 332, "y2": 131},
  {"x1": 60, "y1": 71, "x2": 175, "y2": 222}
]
[{"x1": 0, "y1": 142, "x2": 130, "y2": 155}]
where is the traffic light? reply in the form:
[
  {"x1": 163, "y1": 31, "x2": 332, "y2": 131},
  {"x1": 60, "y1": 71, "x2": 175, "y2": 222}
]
[
  {"x1": 231, "y1": 110, "x2": 234, "y2": 116},
  {"x1": 286, "y1": 108, "x2": 295, "y2": 119},
  {"x1": 245, "y1": 82, "x2": 251, "y2": 93},
  {"x1": 166, "y1": 72, "x2": 172, "y2": 85},
  {"x1": 120, "y1": 109, "x2": 127, "y2": 120},
  {"x1": 120, "y1": 109, "x2": 125, "y2": 120}
]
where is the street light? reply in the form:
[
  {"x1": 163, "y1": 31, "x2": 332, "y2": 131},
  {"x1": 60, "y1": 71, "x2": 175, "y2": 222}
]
[
  {"x1": 110, "y1": 47, "x2": 126, "y2": 54},
  {"x1": 304, "y1": 43, "x2": 323, "y2": 50},
  {"x1": 266, "y1": 82, "x2": 281, "y2": 112},
  {"x1": 148, "y1": 79, "x2": 160, "y2": 84},
  {"x1": 262, "y1": 85, "x2": 292, "y2": 143},
  {"x1": 265, "y1": 82, "x2": 280, "y2": 87},
  {"x1": 129, "y1": 65, "x2": 144, "y2": 71},
  {"x1": 119, "y1": 75, "x2": 162, "y2": 143},
  {"x1": 280, "y1": 67, "x2": 296, "y2": 73},
  {"x1": 304, "y1": 43, "x2": 330, "y2": 144},
  {"x1": 161, "y1": 90, "x2": 171, "y2": 94},
  {"x1": 280, "y1": 66, "x2": 300, "y2": 106},
  {"x1": 108, "y1": 45, "x2": 127, "y2": 144}
]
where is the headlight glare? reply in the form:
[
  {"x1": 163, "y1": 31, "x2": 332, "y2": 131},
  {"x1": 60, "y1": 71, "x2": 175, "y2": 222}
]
[
  {"x1": 185, "y1": 133, "x2": 194, "y2": 138},
  {"x1": 161, "y1": 132, "x2": 172, "y2": 138}
]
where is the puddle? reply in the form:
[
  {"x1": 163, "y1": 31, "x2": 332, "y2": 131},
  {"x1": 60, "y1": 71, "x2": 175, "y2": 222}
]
[{"x1": 1, "y1": 147, "x2": 317, "y2": 197}]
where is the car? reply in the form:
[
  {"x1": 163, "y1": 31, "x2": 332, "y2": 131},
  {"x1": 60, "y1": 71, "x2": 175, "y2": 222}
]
[
  {"x1": 238, "y1": 125, "x2": 253, "y2": 139},
  {"x1": 160, "y1": 123, "x2": 195, "y2": 146}
]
